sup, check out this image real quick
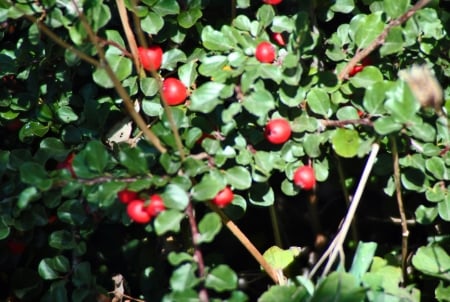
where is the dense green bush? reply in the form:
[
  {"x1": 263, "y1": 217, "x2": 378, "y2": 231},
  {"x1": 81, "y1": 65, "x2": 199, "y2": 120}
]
[{"x1": 1, "y1": 0, "x2": 449, "y2": 301}]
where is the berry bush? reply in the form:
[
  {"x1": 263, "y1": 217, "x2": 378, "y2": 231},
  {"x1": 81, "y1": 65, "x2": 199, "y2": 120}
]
[{"x1": 1, "y1": 0, "x2": 450, "y2": 301}]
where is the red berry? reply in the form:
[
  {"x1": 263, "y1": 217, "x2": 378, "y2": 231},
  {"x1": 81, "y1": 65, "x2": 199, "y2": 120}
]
[
  {"x1": 293, "y1": 165, "x2": 316, "y2": 190},
  {"x1": 138, "y1": 45, "x2": 163, "y2": 72},
  {"x1": 349, "y1": 65, "x2": 364, "y2": 77},
  {"x1": 361, "y1": 56, "x2": 372, "y2": 66},
  {"x1": 127, "y1": 199, "x2": 151, "y2": 224},
  {"x1": 162, "y1": 78, "x2": 188, "y2": 106},
  {"x1": 265, "y1": 118, "x2": 291, "y2": 144},
  {"x1": 146, "y1": 194, "x2": 166, "y2": 217},
  {"x1": 255, "y1": 41, "x2": 276, "y2": 63},
  {"x1": 263, "y1": 0, "x2": 282, "y2": 5},
  {"x1": 271, "y1": 32, "x2": 286, "y2": 46},
  {"x1": 212, "y1": 187, "x2": 234, "y2": 208},
  {"x1": 56, "y1": 153, "x2": 77, "y2": 178},
  {"x1": 117, "y1": 189, "x2": 138, "y2": 204}
]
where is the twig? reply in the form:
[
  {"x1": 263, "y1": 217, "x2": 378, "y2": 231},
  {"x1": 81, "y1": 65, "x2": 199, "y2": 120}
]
[
  {"x1": 269, "y1": 205, "x2": 283, "y2": 248},
  {"x1": 391, "y1": 136, "x2": 409, "y2": 285},
  {"x1": 308, "y1": 143, "x2": 380, "y2": 278},
  {"x1": 338, "y1": 0, "x2": 432, "y2": 81},
  {"x1": 70, "y1": 0, "x2": 167, "y2": 154},
  {"x1": 321, "y1": 118, "x2": 374, "y2": 128},
  {"x1": 208, "y1": 202, "x2": 280, "y2": 284},
  {"x1": 186, "y1": 202, "x2": 209, "y2": 302}
]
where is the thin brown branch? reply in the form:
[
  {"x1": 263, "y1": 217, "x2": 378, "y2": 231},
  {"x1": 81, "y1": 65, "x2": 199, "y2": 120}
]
[
  {"x1": 186, "y1": 202, "x2": 209, "y2": 302},
  {"x1": 391, "y1": 136, "x2": 409, "y2": 285},
  {"x1": 321, "y1": 118, "x2": 374, "y2": 128},
  {"x1": 115, "y1": 0, "x2": 141, "y2": 73},
  {"x1": 338, "y1": 0, "x2": 432, "y2": 81},
  {"x1": 208, "y1": 202, "x2": 280, "y2": 284},
  {"x1": 71, "y1": 0, "x2": 167, "y2": 153}
]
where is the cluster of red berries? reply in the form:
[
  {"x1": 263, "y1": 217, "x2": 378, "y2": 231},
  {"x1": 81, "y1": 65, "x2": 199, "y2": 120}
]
[
  {"x1": 137, "y1": 45, "x2": 188, "y2": 106},
  {"x1": 118, "y1": 189, "x2": 166, "y2": 224}
]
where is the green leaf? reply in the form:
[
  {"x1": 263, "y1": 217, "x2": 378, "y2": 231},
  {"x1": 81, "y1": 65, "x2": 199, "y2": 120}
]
[
  {"x1": 191, "y1": 172, "x2": 226, "y2": 201},
  {"x1": 438, "y1": 198, "x2": 450, "y2": 222},
  {"x1": 425, "y1": 157, "x2": 449, "y2": 180},
  {"x1": 93, "y1": 54, "x2": 132, "y2": 88},
  {"x1": 384, "y1": 0, "x2": 410, "y2": 19},
  {"x1": 349, "y1": 66, "x2": 383, "y2": 88},
  {"x1": 162, "y1": 184, "x2": 190, "y2": 211},
  {"x1": 242, "y1": 86, "x2": 275, "y2": 118},
  {"x1": 256, "y1": 4, "x2": 275, "y2": 28},
  {"x1": 154, "y1": 209, "x2": 185, "y2": 235},
  {"x1": 306, "y1": 88, "x2": 331, "y2": 118},
  {"x1": 373, "y1": 116, "x2": 403, "y2": 135},
  {"x1": 189, "y1": 82, "x2": 225, "y2": 113},
  {"x1": 140, "y1": 77, "x2": 160, "y2": 97},
  {"x1": 263, "y1": 246, "x2": 298, "y2": 270},
  {"x1": 19, "y1": 121, "x2": 50, "y2": 141},
  {"x1": 0, "y1": 218, "x2": 10, "y2": 240},
  {"x1": 168, "y1": 252, "x2": 194, "y2": 266},
  {"x1": 248, "y1": 182, "x2": 274, "y2": 206},
  {"x1": 198, "y1": 212, "x2": 222, "y2": 243},
  {"x1": 162, "y1": 49, "x2": 187, "y2": 70},
  {"x1": 49, "y1": 230, "x2": 76, "y2": 250},
  {"x1": 205, "y1": 264, "x2": 238, "y2": 292},
  {"x1": 119, "y1": 146, "x2": 148, "y2": 174},
  {"x1": 178, "y1": 8, "x2": 202, "y2": 28},
  {"x1": 415, "y1": 205, "x2": 438, "y2": 224},
  {"x1": 73, "y1": 141, "x2": 110, "y2": 178},
  {"x1": 170, "y1": 263, "x2": 200, "y2": 291},
  {"x1": 18, "y1": 187, "x2": 40, "y2": 209},
  {"x1": 178, "y1": 60, "x2": 198, "y2": 88},
  {"x1": 38, "y1": 256, "x2": 70, "y2": 280},
  {"x1": 331, "y1": 128, "x2": 361, "y2": 158},
  {"x1": 331, "y1": 0, "x2": 355, "y2": 13},
  {"x1": 141, "y1": 12, "x2": 164, "y2": 35},
  {"x1": 349, "y1": 241, "x2": 378, "y2": 282},
  {"x1": 225, "y1": 166, "x2": 252, "y2": 190},
  {"x1": 384, "y1": 80, "x2": 420, "y2": 123},
  {"x1": 259, "y1": 285, "x2": 307, "y2": 302},
  {"x1": 20, "y1": 163, "x2": 52, "y2": 191},
  {"x1": 57, "y1": 106, "x2": 78, "y2": 123},
  {"x1": 57, "y1": 200, "x2": 87, "y2": 225},
  {"x1": 379, "y1": 27, "x2": 404, "y2": 56},
  {"x1": 412, "y1": 245, "x2": 450, "y2": 281},
  {"x1": 202, "y1": 26, "x2": 233, "y2": 51},
  {"x1": 41, "y1": 280, "x2": 68, "y2": 302},
  {"x1": 312, "y1": 272, "x2": 366, "y2": 302},
  {"x1": 354, "y1": 12, "x2": 384, "y2": 48}
]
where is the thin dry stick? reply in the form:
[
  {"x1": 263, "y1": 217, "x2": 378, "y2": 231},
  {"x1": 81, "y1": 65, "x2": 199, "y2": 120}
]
[
  {"x1": 70, "y1": 0, "x2": 167, "y2": 154},
  {"x1": 391, "y1": 136, "x2": 409, "y2": 284},
  {"x1": 338, "y1": 0, "x2": 432, "y2": 81},
  {"x1": 208, "y1": 202, "x2": 279, "y2": 284},
  {"x1": 269, "y1": 205, "x2": 283, "y2": 248},
  {"x1": 186, "y1": 202, "x2": 210, "y2": 302},
  {"x1": 116, "y1": 0, "x2": 141, "y2": 72},
  {"x1": 308, "y1": 143, "x2": 380, "y2": 278}
]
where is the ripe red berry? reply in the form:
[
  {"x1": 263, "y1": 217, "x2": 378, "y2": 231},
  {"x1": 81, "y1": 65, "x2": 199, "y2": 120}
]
[
  {"x1": 265, "y1": 118, "x2": 291, "y2": 144},
  {"x1": 127, "y1": 199, "x2": 151, "y2": 224},
  {"x1": 138, "y1": 45, "x2": 163, "y2": 72},
  {"x1": 56, "y1": 153, "x2": 77, "y2": 178},
  {"x1": 162, "y1": 78, "x2": 188, "y2": 106},
  {"x1": 146, "y1": 194, "x2": 166, "y2": 217},
  {"x1": 212, "y1": 187, "x2": 234, "y2": 208},
  {"x1": 293, "y1": 165, "x2": 316, "y2": 190},
  {"x1": 117, "y1": 189, "x2": 138, "y2": 204},
  {"x1": 349, "y1": 65, "x2": 364, "y2": 77},
  {"x1": 263, "y1": 0, "x2": 282, "y2": 5},
  {"x1": 271, "y1": 32, "x2": 286, "y2": 46},
  {"x1": 255, "y1": 41, "x2": 276, "y2": 63}
]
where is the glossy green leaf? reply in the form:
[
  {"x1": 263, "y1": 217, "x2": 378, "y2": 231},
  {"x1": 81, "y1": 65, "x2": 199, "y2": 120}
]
[
  {"x1": 178, "y1": 8, "x2": 202, "y2": 28},
  {"x1": 349, "y1": 241, "x2": 377, "y2": 282},
  {"x1": 259, "y1": 285, "x2": 307, "y2": 302},
  {"x1": 256, "y1": 4, "x2": 275, "y2": 28},
  {"x1": 415, "y1": 205, "x2": 438, "y2": 224},
  {"x1": 202, "y1": 26, "x2": 234, "y2": 51},
  {"x1": 73, "y1": 141, "x2": 110, "y2": 177},
  {"x1": 373, "y1": 116, "x2": 403, "y2": 135},
  {"x1": 379, "y1": 27, "x2": 404, "y2": 56},
  {"x1": 248, "y1": 182, "x2": 274, "y2": 206},
  {"x1": 242, "y1": 86, "x2": 275, "y2": 118},
  {"x1": 332, "y1": 128, "x2": 360, "y2": 158},
  {"x1": 384, "y1": 0, "x2": 410, "y2": 19},
  {"x1": 225, "y1": 166, "x2": 252, "y2": 190},
  {"x1": 349, "y1": 66, "x2": 383, "y2": 88},
  {"x1": 38, "y1": 256, "x2": 70, "y2": 280},
  {"x1": 168, "y1": 252, "x2": 194, "y2": 266},
  {"x1": 438, "y1": 198, "x2": 450, "y2": 222},
  {"x1": 312, "y1": 272, "x2": 365, "y2": 302},
  {"x1": 20, "y1": 163, "x2": 52, "y2": 191},
  {"x1": 306, "y1": 88, "x2": 331, "y2": 118},
  {"x1": 425, "y1": 157, "x2": 449, "y2": 180},
  {"x1": 93, "y1": 54, "x2": 132, "y2": 88},
  {"x1": 384, "y1": 81, "x2": 420, "y2": 123},
  {"x1": 354, "y1": 12, "x2": 384, "y2": 48},
  {"x1": 170, "y1": 263, "x2": 200, "y2": 291},
  {"x1": 154, "y1": 209, "x2": 185, "y2": 235},
  {"x1": 162, "y1": 184, "x2": 190, "y2": 211},
  {"x1": 189, "y1": 82, "x2": 225, "y2": 113},
  {"x1": 263, "y1": 246, "x2": 297, "y2": 270},
  {"x1": 191, "y1": 171, "x2": 226, "y2": 201},
  {"x1": 57, "y1": 200, "x2": 87, "y2": 225},
  {"x1": 412, "y1": 245, "x2": 450, "y2": 281},
  {"x1": 198, "y1": 212, "x2": 222, "y2": 243},
  {"x1": 205, "y1": 264, "x2": 238, "y2": 292},
  {"x1": 331, "y1": 0, "x2": 355, "y2": 13},
  {"x1": 49, "y1": 230, "x2": 76, "y2": 250}
]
